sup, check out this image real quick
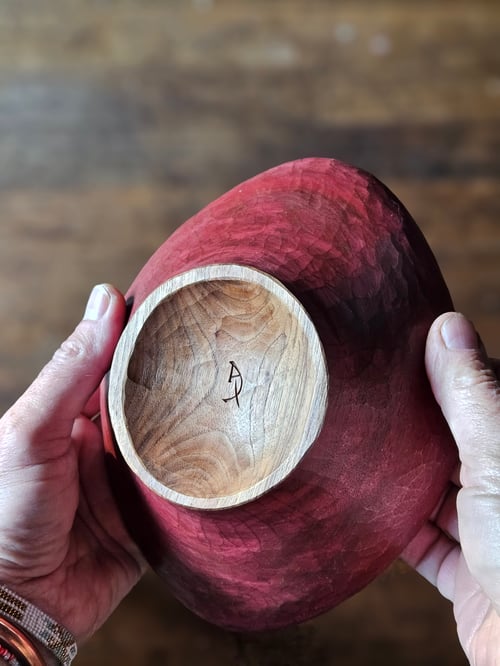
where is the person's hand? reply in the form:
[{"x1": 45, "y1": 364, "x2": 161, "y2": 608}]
[
  {"x1": 0, "y1": 284, "x2": 146, "y2": 643},
  {"x1": 402, "y1": 312, "x2": 500, "y2": 665}
]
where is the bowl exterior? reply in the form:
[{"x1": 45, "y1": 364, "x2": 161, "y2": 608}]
[{"x1": 102, "y1": 157, "x2": 457, "y2": 630}]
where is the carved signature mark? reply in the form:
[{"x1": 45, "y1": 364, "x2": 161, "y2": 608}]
[{"x1": 222, "y1": 361, "x2": 243, "y2": 408}]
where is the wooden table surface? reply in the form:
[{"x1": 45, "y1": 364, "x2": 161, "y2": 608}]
[{"x1": 1, "y1": 2, "x2": 499, "y2": 664}]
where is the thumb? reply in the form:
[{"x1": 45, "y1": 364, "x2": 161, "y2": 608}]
[
  {"x1": 2, "y1": 284, "x2": 126, "y2": 459},
  {"x1": 425, "y1": 312, "x2": 500, "y2": 608}
]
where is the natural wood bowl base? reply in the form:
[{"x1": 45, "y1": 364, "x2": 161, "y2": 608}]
[{"x1": 108, "y1": 264, "x2": 328, "y2": 510}]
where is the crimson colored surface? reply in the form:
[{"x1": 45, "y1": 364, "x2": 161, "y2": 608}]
[{"x1": 102, "y1": 158, "x2": 457, "y2": 631}]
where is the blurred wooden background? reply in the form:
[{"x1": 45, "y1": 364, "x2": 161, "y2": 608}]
[{"x1": 0, "y1": 1, "x2": 499, "y2": 664}]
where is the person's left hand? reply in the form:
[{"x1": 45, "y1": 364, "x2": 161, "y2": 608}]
[{"x1": 0, "y1": 284, "x2": 146, "y2": 642}]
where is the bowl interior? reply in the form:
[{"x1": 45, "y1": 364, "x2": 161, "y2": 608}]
[{"x1": 109, "y1": 265, "x2": 328, "y2": 509}]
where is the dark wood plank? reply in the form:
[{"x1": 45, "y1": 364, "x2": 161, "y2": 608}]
[{"x1": 1, "y1": 1, "x2": 499, "y2": 664}]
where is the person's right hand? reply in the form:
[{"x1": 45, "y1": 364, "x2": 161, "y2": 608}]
[{"x1": 403, "y1": 312, "x2": 500, "y2": 665}]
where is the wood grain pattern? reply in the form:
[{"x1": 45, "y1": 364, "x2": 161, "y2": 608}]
[
  {"x1": 1, "y1": 1, "x2": 498, "y2": 662},
  {"x1": 109, "y1": 265, "x2": 327, "y2": 509},
  {"x1": 102, "y1": 157, "x2": 457, "y2": 631}
]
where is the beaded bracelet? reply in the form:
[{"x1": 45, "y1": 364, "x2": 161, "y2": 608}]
[{"x1": 0, "y1": 587, "x2": 77, "y2": 666}]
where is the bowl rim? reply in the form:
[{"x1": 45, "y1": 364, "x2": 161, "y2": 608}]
[{"x1": 107, "y1": 263, "x2": 329, "y2": 510}]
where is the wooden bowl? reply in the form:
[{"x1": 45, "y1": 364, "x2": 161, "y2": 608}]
[{"x1": 101, "y1": 157, "x2": 457, "y2": 631}]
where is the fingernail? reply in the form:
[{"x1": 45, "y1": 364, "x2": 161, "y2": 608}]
[
  {"x1": 84, "y1": 284, "x2": 111, "y2": 321},
  {"x1": 441, "y1": 313, "x2": 479, "y2": 350}
]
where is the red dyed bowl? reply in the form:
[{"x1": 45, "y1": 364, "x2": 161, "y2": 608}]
[{"x1": 101, "y1": 157, "x2": 457, "y2": 631}]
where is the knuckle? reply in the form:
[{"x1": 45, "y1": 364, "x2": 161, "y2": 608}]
[
  {"x1": 451, "y1": 363, "x2": 498, "y2": 399},
  {"x1": 52, "y1": 328, "x2": 93, "y2": 364}
]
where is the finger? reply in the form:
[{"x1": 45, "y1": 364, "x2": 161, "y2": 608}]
[
  {"x1": 430, "y1": 483, "x2": 459, "y2": 542},
  {"x1": 402, "y1": 480, "x2": 459, "y2": 600},
  {"x1": 71, "y1": 415, "x2": 147, "y2": 573},
  {"x1": 83, "y1": 387, "x2": 101, "y2": 420},
  {"x1": 426, "y1": 313, "x2": 499, "y2": 475},
  {"x1": 401, "y1": 523, "x2": 460, "y2": 601},
  {"x1": 1, "y1": 285, "x2": 126, "y2": 464},
  {"x1": 425, "y1": 312, "x2": 500, "y2": 609}
]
